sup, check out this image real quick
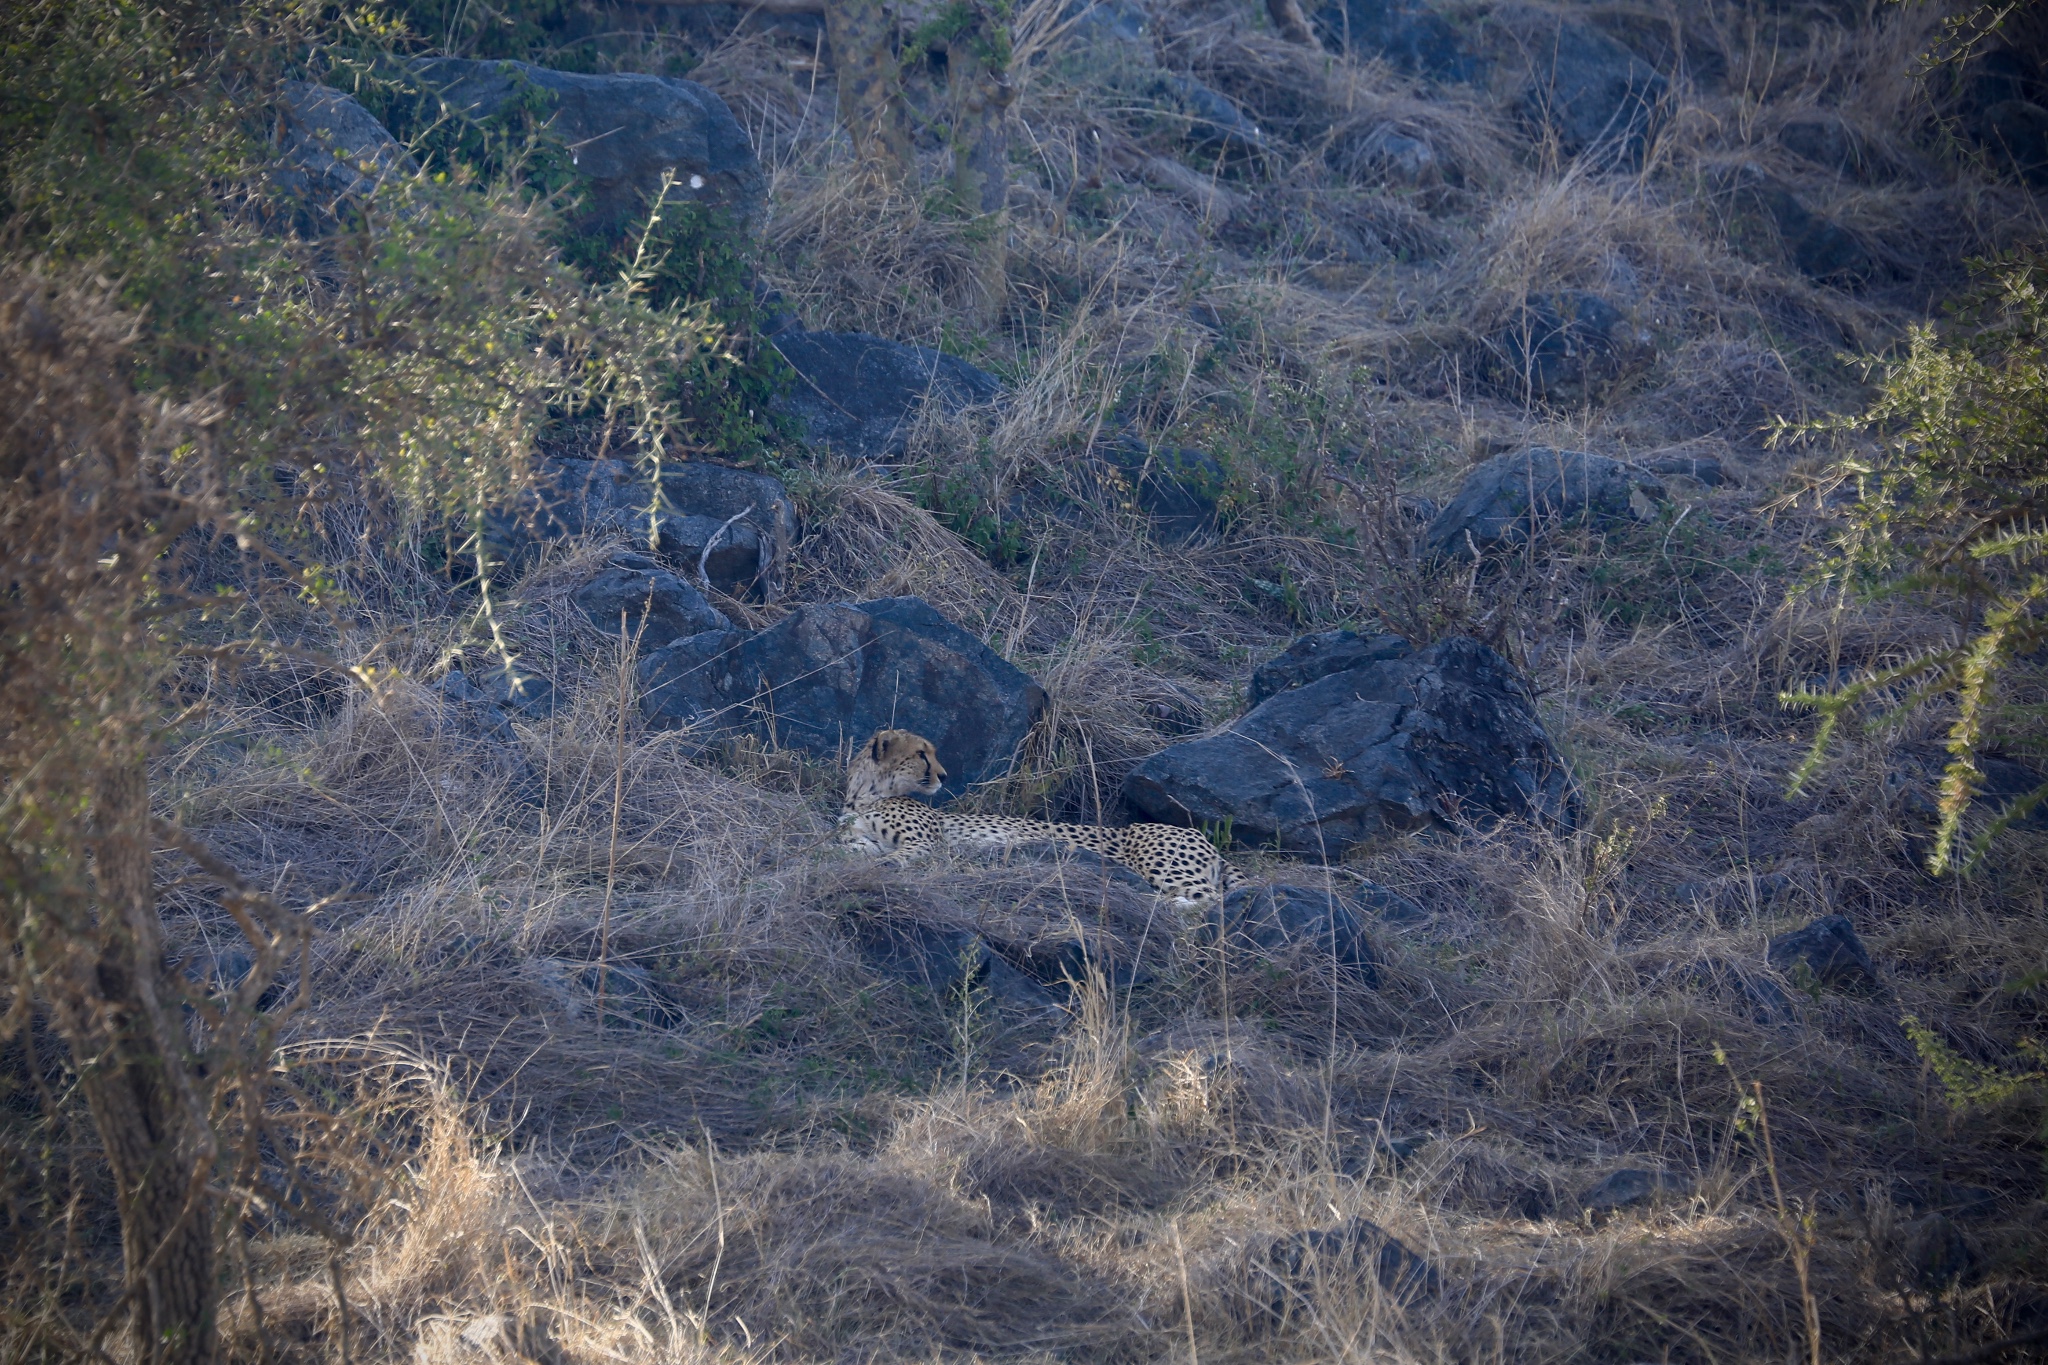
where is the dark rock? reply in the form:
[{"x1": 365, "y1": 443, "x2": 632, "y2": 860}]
[
  {"x1": 1347, "y1": 878, "x2": 1428, "y2": 924},
  {"x1": 1981, "y1": 99, "x2": 2048, "y2": 186},
  {"x1": 410, "y1": 58, "x2": 765, "y2": 230},
  {"x1": 274, "y1": 81, "x2": 416, "y2": 208},
  {"x1": 1426, "y1": 449, "x2": 1665, "y2": 560},
  {"x1": 1725, "y1": 163, "x2": 1876, "y2": 283},
  {"x1": 1125, "y1": 636, "x2": 1578, "y2": 854},
  {"x1": 848, "y1": 918, "x2": 1057, "y2": 1010},
  {"x1": 183, "y1": 947, "x2": 291, "y2": 1011},
  {"x1": 1488, "y1": 291, "x2": 1655, "y2": 404},
  {"x1": 1686, "y1": 957, "x2": 1798, "y2": 1024},
  {"x1": 1140, "y1": 71, "x2": 1266, "y2": 154},
  {"x1": 1248, "y1": 630, "x2": 1414, "y2": 708},
  {"x1": 1310, "y1": 0, "x2": 1477, "y2": 82},
  {"x1": 639, "y1": 597, "x2": 1045, "y2": 799},
  {"x1": 1106, "y1": 445, "x2": 1226, "y2": 543},
  {"x1": 1351, "y1": 128, "x2": 1438, "y2": 184},
  {"x1": 1578, "y1": 1168, "x2": 1691, "y2": 1216},
  {"x1": 999, "y1": 842, "x2": 1157, "y2": 896},
  {"x1": 1263, "y1": 1218, "x2": 1438, "y2": 1325},
  {"x1": 497, "y1": 457, "x2": 794, "y2": 600},
  {"x1": 1645, "y1": 453, "x2": 1735, "y2": 487},
  {"x1": 475, "y1": 661, "x2": 558, "y2": 718},
  {"x1": 1016, "y1": 938, "x2": 1155, "y2": 995},
  {"x1": 433, "y1": 669, "x2": 520, "y2": 742},
  {"x1": 1887, "y1": 746, "x2": 2048, "y2": 835},
  {"x1": 1397, "y1": 493, "x2": 1439, "y2": 524},
  {"x1": 1205, "y1": 884, "x2": 1381, "y2": 984},
  {"x1": 1767, "y1": 914, "x2": 1877, "y2": 990},
  {"x1": 771, "y1": 330, "x2": 1003, "y2": 461},
  {"x1": 537, "y1": 957, "x2": 688, "y2": 1030},
  {"x1": 574, "y1": 555, "x2": 730, "y2": 650},
  {"x1": 1779, "y1": 117, "x2": 1868, "y2": 178},
  {"x1": 1519, "y1": 18, "x2": 1669, "y2": 168},
  {"x1": 1902, "y1": 1214, "x2": 1980, "y2": 1291}
]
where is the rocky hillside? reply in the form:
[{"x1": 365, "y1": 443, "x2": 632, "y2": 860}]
[{"x1": 6, "y1": 0, "x2": 2048, "y2": 1360}]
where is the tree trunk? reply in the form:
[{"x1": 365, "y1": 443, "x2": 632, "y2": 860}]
[
  {"x1": 62, "y1": 759, "x2": 218, "y2": 1365},
  {"x1": 826, "y1": 0, "x2": 914, "y2": 179}
]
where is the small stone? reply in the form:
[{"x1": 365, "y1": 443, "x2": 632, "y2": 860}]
[
  {"x1": 1767, "y1": 914, "x2": 1878, "y2": 991},
  {"x1": 1578, "y1": 1168, "x2": 1692, "y2": 1216},
  {"x1": 1488, "y1": 292, "x2": 1655, "y2": 405},
  {"x1": 771, "y1": 330, "x2": 1002, "y2": 462},
  {"x1": 473, "y1": 661, "x2": 558, "y2": 718},
  {"x1": 574, "y1": 559, "x2": 730, "y2": 651},
  {"x1": 1263, "y1": 1217, "x2": 1438, "y2": 1327},
  {"x1": 1426, "y1": 449, "x2": 1665, "y2": 560}
]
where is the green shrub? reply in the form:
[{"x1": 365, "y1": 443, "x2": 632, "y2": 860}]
[{"x1": 1786, "y1": 252, "x2": 2048, "y2": 873}]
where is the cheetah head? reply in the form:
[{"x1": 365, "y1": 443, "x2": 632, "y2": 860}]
[{"x1": 845, "y1": 729, "x2": 946, "y2": 809}]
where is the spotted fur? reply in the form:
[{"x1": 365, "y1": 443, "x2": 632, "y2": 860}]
[{"x1": 839, "y1": 730, "x2": 1246, "y2": 907}]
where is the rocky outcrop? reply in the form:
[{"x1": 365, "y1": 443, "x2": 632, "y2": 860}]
[
  {"x1": 1310, "y1": 0, "x2": 1476, "y2": 82},
  {"x1": 639, "y1": 596, "x2": 1045, "y2": 799},
  {"x1": 1425, "y1": 449, "x2": 1665, "y2": 560},
  {"x1": 1125, "y1": 636, "x2": 1577, "y2": 853},
  {"x1": 1204, "y1": 884, "x2": 1381, "y2": 984},
  {"x1": 273, "y1": 80, "x2": 417, "y2": 211},
  {"x1": 1767, "y1": 914, "x2": 1877, "y2": 990},
  {"x1": 1488, "y1": 291, "x2": 1654, "y2": 405},
  {"x1": 411, "y1": 58, "x2": 765, "y2": 230},
  {"x1": 771, "y1": 330, "x2": 1004, "y2": 461},
  {"x1": 1516, "y1": 16, "x2": 1668, "y2": 168},
  {"x1": 1260, "y1": 1218, "x2": 1438, "y2": 1326},
  {"x1": 1248, "y1": 630, "x2": 1413, "y2": 708},
  {"x1": 495, "y1": 456, "x2": 795, "y2": 601},
  {"x1": 1721, "y1": 163, "x2": 1876, "y2": 283},
  {"x1": 574, "y1": 553, "x2": 730, "y2": 650},
  {"x1": 1104, "y1": 444, "x2": 1227, "y2": 544}
]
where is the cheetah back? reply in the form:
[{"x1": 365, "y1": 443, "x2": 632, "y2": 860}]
[
  {"x1": 843, "y1": 796, "x2": 944, "y2": 858},
  {"x1": 1119, "y1": 824, "x2": 1244, "y2": 905}
]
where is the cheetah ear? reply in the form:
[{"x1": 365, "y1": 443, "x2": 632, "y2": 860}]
[{"x1": 868, "y1": 735, "x2": 885, "y2": 761}]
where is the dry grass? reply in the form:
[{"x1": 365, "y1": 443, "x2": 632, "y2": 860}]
[{"x1": 10, "y1": 0, "x2": 2048, "y2": 1359}]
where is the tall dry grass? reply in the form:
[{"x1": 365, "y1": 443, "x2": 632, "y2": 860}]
[{"x1": 12, "y1": 0, "x2": 2048, "y2": 1359}]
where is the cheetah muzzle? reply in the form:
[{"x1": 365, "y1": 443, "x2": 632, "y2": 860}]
[{"x1": 838, "y1": 729, "x2": 1246, "y2": 908}]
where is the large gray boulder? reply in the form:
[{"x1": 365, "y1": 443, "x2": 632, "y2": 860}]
[
  {"x1": 1125, "y1": 636, "x2": 1576, "y2": 853},
  {"x1": 1204, "y1": 884, "x2": 1382, "y2": 984},
  {"x1": 1248, "y1": 630, "x2": 1413, "y2": 708},
  {"x1": 574, "y1": 553, "x2": 729, "y2": 650},
  {"x1": 1103, "y1": 443, "x2": 1228, "y2": 544},
  {"x1": 1721, "y1": 164, "x2": 1877, "y2": 284},
  {"x1": 638, "y1": 596, "x2": 1045, "y2": 799},
  {"x1": 273, "y1": 80, "x2": 417, "y2": 208},
  {"x1": 1425, "y1": 449, "x2": 1664, "y2": 560},
  {"x1": 1517, "y1": 16, "x2": 1668, "y2": 168},
  {"x1": 772, "y1": 330, "x2": 1003, "y2": 461},
  {"x1": 495, "y1": 457, "x2": 795, "y2": 600},
  {"x1": 411, "y1": 58, "x2": 765, "y2": 230},
  {"x1": 1488, "y1": 291, "x2": 1654, "y2": 405},
  {"x1": 1310, "y1": 0, "x2": 1476, "y2": 82}
]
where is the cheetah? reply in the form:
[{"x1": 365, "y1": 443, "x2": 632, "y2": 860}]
[{"x1": 838, "y1": 729, "x2": 1246, "y2": 907}]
